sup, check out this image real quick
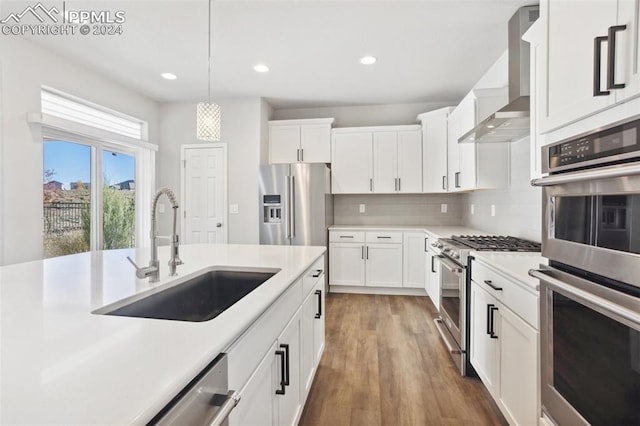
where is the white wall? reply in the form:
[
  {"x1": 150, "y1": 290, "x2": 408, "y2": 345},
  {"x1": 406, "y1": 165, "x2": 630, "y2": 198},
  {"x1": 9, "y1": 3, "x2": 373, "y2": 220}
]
[
  {"x1": 157, "y1": 98, "x2": 264, "y2": 244},
  {"x1": 461, "y1": 136, "x2": 542, "y2": 242},
  {"x1": 272, "y1": 101, "x2": 455, "y2": 127},
  {"x1": 0, "y1": 36, "x2": 159, "y2": 266}
]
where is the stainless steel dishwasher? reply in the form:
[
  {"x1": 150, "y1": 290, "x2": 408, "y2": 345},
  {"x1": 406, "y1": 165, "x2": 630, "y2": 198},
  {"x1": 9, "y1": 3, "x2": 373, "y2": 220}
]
[{"x1": 149, "y1": 353, "x2": 240, "y2": 426}]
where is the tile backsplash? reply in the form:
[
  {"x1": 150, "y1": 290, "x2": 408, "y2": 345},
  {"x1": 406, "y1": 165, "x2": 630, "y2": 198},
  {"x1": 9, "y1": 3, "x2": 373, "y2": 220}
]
[{"x1": 334, "y1": 193, "x2": 463, "y2": 226}]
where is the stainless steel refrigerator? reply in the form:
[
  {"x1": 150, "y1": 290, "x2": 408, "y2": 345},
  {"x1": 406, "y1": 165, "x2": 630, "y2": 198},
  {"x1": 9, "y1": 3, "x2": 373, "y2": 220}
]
[{"x1": 258, "y1": 164, "x2": 333, "y2": 287}]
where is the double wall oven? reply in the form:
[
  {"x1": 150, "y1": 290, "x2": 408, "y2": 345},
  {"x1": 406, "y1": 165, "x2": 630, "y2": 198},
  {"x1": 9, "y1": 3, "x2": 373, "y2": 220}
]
[{"x1": 531, "y1": 118, "x2": 640, "y2": 425}]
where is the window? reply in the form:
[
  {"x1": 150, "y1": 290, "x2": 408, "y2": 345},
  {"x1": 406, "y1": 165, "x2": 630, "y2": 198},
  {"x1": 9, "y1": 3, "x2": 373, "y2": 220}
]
[{"x1": 40, "y1": 89, "x2": 155, "y2": 259}]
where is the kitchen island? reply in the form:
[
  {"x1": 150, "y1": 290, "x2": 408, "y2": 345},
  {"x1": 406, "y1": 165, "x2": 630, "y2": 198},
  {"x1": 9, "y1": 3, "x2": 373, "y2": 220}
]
[{"x1": 0, "y1": 243, "x2": 325, "y2": 425}]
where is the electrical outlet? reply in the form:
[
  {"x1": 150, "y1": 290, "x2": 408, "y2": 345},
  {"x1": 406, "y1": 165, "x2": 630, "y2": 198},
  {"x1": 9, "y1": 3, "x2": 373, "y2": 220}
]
[
  {"x1": 441, "y1": 203, "x2": 448, "y2": 213},
  {"x1": 470, "y1": 204, "x2": 475, "y2": 215},
  {"x1": 158, "y1": 203, "x2": 165, "y2": 213},
  {"x1": 491, "y1": 205, "x2": 496, "y2": 217},
  {"x1": 229, "y1": 204, "x2": 239, "y2": 214},
  {"x1": 359, "y1": 204, "x2": 366, "y2": 213}
]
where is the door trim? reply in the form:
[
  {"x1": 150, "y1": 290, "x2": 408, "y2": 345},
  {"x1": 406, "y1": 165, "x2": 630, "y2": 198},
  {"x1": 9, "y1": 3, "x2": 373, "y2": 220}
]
[{"x1": 180, "y1": 143, "x2": 228, "y2": 244}]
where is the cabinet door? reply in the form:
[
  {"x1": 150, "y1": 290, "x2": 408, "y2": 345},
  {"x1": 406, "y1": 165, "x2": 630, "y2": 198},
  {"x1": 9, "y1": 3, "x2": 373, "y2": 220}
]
[
  {"x1": 277, "y1": 312, "x2": 302, "y2": 426},
  {"x1": 422, "y1": 112, "x2": 449, "y2": 193},
  {"x1": 373, "y1": 132, "x2": 397, "y2": 193},
  {"x1": 270, "y1": 125, "x2": 300, "y2": 164},
  {"x1": 228, "y1": 341, "x2": 277, "y2": 426},
  {"x1": 365, "y1": 243, "x2": 403, "y2": 287},
  {"x1": 329, "y1": 243, "x2": 365, "y2": 286},
  {"x1": 455, "y1": 98, "x2": 477, "y2": 191},
  {"x1": 497, "y1": 306, "x2": 539, "y2": 426},
  {"x1": 426, "y1": 249, "x2": 441, "y2": 310},
  {"x1": 470, "y1": 282, "x2": 498, "y2": 396},
  {"x1": 331, "y1": 133, "x2": 373, "y2": 194},
  {"x1": 403, "y1": 233, "x2": 426, "y2": 288},
  {"x1": 541, "y1": 0, "x2": 617, "y2": 133},
  {"x1": 301, "y1": 291, "x2": 316, "y2": 400},
  {"x1": 447, "y1": 112, "x2": 461, "y2": 192},
  {"x1": 300, "y1": 124, "x2": 331, "y2": 163},
  {"x1": 313, "y1": 281, "x2": 325, "y2": 364},
  {"x1": 397, "y1": 130, "x2": 422, "y2": 193},
  {"x1": 617, "y1": 0, "x2": 640, "y2": 102}
]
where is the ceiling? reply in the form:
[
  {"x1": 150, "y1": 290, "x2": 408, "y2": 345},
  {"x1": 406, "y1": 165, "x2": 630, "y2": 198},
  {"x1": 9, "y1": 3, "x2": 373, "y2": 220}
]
[{"x1": 14, "y1": 0, "x2": 532, "y2": 109}]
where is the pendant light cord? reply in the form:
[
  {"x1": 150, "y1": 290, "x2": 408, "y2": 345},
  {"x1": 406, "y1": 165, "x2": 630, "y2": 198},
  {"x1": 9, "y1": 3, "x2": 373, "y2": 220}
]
[{"x1": 207, "y1": 0, "x2": 212, "y2": 103}]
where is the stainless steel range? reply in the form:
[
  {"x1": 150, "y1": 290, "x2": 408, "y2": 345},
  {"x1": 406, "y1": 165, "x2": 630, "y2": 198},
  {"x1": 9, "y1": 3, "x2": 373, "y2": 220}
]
[{"x1": 433, "y1": 235, "x2": 541, "y2": 376}]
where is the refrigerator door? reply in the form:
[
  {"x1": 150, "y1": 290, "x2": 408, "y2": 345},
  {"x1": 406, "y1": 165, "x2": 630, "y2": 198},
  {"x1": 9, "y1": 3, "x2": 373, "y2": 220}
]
[
  {"x1": 259, "y1": 164, "x2": 291, "y2": 245},
  {"x1": 290, "y1": 163, "x2": 332, "y2": 247}
]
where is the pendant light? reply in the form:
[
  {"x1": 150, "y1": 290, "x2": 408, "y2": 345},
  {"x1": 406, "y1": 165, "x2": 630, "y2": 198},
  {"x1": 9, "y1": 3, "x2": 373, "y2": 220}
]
[{"x1": 196, "y1": 0, "x2": 221, "y2": 141}]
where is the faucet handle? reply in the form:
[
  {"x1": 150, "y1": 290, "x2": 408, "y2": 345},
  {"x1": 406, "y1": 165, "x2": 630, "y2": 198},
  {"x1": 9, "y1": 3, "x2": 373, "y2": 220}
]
[{"x1": 127, "y1": 256, "x2": 158, "y2": 279}]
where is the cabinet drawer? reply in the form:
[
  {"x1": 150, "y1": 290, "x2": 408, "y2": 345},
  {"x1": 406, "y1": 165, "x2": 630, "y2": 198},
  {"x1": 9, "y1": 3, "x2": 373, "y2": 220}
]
[
  {"x1": 227, "y1": 278, "x2": 303, "y2": 390},
  {"x1": 471, "y1": 260, "x2": 538, "y2": 329},
  {"x1": 329, "y1": 231, "x2": 365, "y2": 243},
  {"x1": 302, "y1": 256, "x2": 324, "y2": 297},
  {"x1": 365, "y1": 231, "x2": 402, "y2": 244}
]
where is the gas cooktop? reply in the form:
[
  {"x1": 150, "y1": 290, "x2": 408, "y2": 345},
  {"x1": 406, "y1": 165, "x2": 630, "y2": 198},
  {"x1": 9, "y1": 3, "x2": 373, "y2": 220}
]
[{"x1": 451, "y1": 235, "x2": 541, "y2": 252}]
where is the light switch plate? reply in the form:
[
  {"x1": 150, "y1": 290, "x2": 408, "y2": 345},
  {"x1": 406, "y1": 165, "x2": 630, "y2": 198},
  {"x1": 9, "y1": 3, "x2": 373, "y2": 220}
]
[
  {"x1": 441, "y1": 204, "x2": 448, "y2": 213},
  {"x1": 229, "y1": 204, "x2": 239, "y2": 214},
  {"x1": 491, "y1": 205, "x2": 496, "y2": 217},
  {"x1": 359, "y1": 204, "x2": 366, "y2": 213}
]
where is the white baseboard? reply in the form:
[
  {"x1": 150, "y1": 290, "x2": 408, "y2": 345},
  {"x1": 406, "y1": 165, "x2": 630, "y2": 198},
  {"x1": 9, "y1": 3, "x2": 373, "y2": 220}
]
[{"x1": 329, "y1": 285, "x2": 427, "y2": 296}]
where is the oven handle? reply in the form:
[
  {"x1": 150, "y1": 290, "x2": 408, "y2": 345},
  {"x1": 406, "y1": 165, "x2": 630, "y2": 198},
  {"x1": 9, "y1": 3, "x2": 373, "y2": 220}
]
[
  {"x1": 531, "y1": 162, "x2": 640, "y2": 186},
  {"x1": 433, "y1": 318, "x2": 462, "y2": 354},
  {"x1": 435, "y1": 255, "x2": 464, "y2": 274},
  {"x1": 529, "y1": 269, "x2": 640, "y2": 327}
]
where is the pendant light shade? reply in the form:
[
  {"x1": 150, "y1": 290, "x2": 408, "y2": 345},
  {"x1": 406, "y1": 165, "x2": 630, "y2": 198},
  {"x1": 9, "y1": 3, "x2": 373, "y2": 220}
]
[
  {"x1": 196, "y1": 0, "x2": 221, "y2": 142},
  {"x1": 196, "y1": 101, "x2": 221, "y2": 141}
]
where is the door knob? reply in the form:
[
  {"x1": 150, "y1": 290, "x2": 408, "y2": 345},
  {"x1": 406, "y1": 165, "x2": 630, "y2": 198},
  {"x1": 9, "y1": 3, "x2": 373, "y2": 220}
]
[{"x1": 216, "y1": 223, "x2": 223, "y2": 228}]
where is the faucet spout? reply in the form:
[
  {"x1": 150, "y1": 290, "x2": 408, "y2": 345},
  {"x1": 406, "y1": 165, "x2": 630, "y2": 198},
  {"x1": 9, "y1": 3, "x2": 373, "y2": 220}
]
[{"x1": 148, "y1": 187, "x2": 183, "y2": 282}]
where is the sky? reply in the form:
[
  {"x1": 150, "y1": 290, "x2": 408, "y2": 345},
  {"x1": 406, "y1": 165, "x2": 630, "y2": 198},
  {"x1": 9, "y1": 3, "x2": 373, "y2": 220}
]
[{"x1": 43, "y1": 140, "x2": 135, "y2": 188}]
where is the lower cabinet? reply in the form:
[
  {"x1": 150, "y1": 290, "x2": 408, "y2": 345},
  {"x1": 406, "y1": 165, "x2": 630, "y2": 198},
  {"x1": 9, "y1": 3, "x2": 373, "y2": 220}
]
[
  {"x1": 227, "y1": 256, "x2": 325, "y2": 426},
  {"x1": 403, "y1": 232, "x2": 427, "y2": 288},
  {"x1": 424, "y1": 235, "x2": 441, "y2": 309},
  {"x1": 365, "y1": 243, "x2": 403, "y2": 287},
  {"x1": 470, "y1": 266, "x2": 539, "y2": 426}
]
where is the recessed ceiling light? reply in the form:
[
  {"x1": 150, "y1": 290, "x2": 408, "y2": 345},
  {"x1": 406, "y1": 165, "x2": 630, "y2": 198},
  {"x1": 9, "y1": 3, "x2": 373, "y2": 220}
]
[
  {"x1": 360, "y1": 56, "x2": 377, "y2": 65},
  {"x1": 254, "y1": 64, "x2": 270, "y2": 73},
  {"x1": 161, "y1": 72, "x2": 177, "y2": 80}
]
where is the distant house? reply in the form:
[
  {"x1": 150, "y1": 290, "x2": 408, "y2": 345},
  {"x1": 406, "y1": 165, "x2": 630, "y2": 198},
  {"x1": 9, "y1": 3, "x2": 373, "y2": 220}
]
[
  {"x1": 43, "y1": 180, "x2": 64, "y2": 191},
  {"x1": 111, "y1": 179, "x2": 135, "y2": 190},
  {"x1": 69, "y1": 182, "x2": 90, "y2": 190}
]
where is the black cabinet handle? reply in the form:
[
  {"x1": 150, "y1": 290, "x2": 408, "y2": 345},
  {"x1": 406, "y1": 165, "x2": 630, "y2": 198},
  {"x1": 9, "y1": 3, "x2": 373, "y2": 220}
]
[
  {"x1": 315, "y1": 289, "x2": 322, "y2": 319},
  {"x1": 484, "y1": 279, "x2": 503, "y2": 291},
  {"x1": 486, "y1": 304, "x2": 494, "y2": 335},
  {"x1": 312, "y1": 269, "x2": 323, "y2": 278},
  {"x1": 275, "y1": 349, "x2": 286, "y2": 395},
  {"x1": 490, "y1": 306, "x2": 499, "y2": 339},
  {"x1": 455, "y1": 172, "x2": 461, "y2": 188},
  {"x1": 424, "y1": 237, "x2": 428, "y2": 252},
  {"x1": 607, "y1": 25, "x2": 627, "y2": 89},
  {"x1": 594, "y1": 36, "x2": 611, "y2": 96},
  {"x1": 339, "y1": 235, "x2": 354, "y2": 238},
  {"x1": 442, "y1": 175, "x2": 446, "y2": 190},
  {"x1": 431, "y1": 255, "x2": 436, "y2": 273},
  {"x1": 279, "y1": 344, "x2": 290, "y2": 386},
  {"x1": 377, "y1": 236, "x2": 392, "y2": 239}
]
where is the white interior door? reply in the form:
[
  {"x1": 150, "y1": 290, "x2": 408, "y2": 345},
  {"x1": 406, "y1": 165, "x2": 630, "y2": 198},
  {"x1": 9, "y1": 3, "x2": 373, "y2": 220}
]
[{"x1": 182, "y1": 145, "x2": 227, "y2": 244}]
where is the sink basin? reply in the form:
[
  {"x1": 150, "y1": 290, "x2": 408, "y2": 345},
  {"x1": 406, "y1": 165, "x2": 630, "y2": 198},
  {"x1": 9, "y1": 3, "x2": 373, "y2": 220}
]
[{"x1": 95, "y1": 269, "x2": 278, "y2": 322}]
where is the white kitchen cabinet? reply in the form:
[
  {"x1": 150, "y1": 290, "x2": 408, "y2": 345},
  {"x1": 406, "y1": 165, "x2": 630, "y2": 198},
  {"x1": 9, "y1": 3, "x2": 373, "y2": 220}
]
[
  {"x1": 403, "y1": 232, "x2": 427, "y2": 289},
  {"x1": 269, "y1": 118, "x2": 334, "y2": 164},
  {"x1": 447, "y1": 88, "x2": 509, "y2": 192},
  {"x1": 276, "y1": 312, "x2": 302, "y2": 426},
  {"x1": 332, "y1": 126, "x2": 421, "y2": 194},
  {"x1": 301, "y1": 279, "x2": 325, "y2": 399},
  {"x1": 539, "y1": 0, "x2": 640, "y2": 134},
  {"x1": 331, "y1": 132, "x2": 373, "y2": 194},
  {"x1": 366, "y1": 243, "x2": 403, "y2": 288},
  {"x1": 329, "y1": 242, "x2": 366, "y2": 286},
  {"x1": 470, "y1": 260, "x2": 539, "y2": 426},
  {"x1": 418, "y1": 107, "x2": 454, "y2": 192}
]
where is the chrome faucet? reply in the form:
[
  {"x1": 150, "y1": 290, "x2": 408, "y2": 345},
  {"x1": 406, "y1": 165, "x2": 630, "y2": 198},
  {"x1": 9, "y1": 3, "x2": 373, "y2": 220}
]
[{"x1": 127, "y1": 187, "x2": 183, "y2": 282}]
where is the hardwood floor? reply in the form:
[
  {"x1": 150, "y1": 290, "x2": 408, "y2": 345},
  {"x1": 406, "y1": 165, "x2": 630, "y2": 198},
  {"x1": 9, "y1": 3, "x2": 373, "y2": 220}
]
[{"x1": 299, "y1": 293, "x2": 507, "y2": 426}]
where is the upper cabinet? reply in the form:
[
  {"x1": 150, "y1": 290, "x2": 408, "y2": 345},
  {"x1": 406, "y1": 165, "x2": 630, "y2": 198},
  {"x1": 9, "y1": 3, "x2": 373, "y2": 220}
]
[
  {"x1": 539, "y1": 0, "x2": 640, "y2": 134},
  {"x1": 332, "y1": 126, "x2": 422, "y2": 194},
  {"x1": 269, "y1": 118, "x2": 335, "y2": 164},
  {"x1": 447, "y1": 88, "x2": 510, "y2": 192},
  {"x1": 418, "y1": 107, "x2": 454, "y2": 193}
]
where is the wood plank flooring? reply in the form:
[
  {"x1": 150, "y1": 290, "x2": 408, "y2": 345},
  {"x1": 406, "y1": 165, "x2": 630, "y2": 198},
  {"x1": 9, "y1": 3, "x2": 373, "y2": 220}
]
[{"x1": 299, "y1": 293, "x2": 507, "y2": 426}]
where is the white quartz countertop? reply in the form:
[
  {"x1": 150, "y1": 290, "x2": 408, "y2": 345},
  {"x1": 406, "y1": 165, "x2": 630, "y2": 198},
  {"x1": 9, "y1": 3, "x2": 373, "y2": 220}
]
[
  {"x1": 471, "y1": 251, "x2": 548, "y2": 291},
  {"x1": 0, "y1": 243, "x2": 325, "y2": 425},
  {"x1": 329, "y1": 225, "x2": 489, "y2": 238}
]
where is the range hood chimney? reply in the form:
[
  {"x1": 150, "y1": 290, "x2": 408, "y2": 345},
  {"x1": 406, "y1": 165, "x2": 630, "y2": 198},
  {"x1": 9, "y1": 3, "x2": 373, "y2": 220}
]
[{"x1": 459, "y1": 5, "x2": 539, "y2": 144}]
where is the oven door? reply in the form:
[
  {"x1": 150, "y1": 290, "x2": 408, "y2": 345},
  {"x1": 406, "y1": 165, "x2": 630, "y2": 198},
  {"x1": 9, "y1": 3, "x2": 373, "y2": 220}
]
[
  {"x1": 538, "y1": 166, "x2": 640, "y2": 288},
  {"x1": 530, "y1": 266, "x2": 640, "y2": 426},
  {"x1": 436, "y1": 255, "x2": 465, "y2": 344}
]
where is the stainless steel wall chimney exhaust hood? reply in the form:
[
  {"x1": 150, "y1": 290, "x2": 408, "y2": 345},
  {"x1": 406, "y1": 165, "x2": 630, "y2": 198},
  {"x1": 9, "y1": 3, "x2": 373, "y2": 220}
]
[{"x1": 459, "y1": 5, "x2": 539, "y2": 144}]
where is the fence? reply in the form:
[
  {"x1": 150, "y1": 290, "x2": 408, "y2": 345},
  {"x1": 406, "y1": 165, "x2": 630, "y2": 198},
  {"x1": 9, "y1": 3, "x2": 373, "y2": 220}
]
[{"x1": 43, "y1": 202, "x2": 88, "y2": 233}]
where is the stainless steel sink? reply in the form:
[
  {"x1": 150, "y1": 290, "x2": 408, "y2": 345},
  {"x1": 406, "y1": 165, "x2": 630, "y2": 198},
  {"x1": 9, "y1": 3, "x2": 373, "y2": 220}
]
[{"x1": 94, "y1": 268, "x2": 278, "y2": 322}]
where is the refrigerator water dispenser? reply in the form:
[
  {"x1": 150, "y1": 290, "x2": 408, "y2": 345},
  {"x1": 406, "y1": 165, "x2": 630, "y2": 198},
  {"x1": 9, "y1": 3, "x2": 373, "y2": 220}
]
[{"x1": 263, "y1": 195, "x2": 282, "y2": 224}]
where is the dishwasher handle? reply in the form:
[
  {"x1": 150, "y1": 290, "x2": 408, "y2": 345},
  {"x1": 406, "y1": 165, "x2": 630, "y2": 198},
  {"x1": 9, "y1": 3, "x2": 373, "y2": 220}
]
[{"x1": 208, "y1": 391, "x2": 240, "y2": 426}]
